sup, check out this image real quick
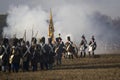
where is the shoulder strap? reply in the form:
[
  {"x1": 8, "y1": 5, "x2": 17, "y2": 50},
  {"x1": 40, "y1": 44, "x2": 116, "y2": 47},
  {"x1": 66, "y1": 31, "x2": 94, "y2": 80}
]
[
  {"x1": 23, "y1": 45, "x2": 31, "y2": 57},
  {"x1": 49, "y1": 44, "x2": 54, "y2": 53},
  {"x1": 2, "y1": 45, "x2": 9, "y2": 54},
  {"x1": 41, "y1": 43, "x2": 46, "y2": 53}
]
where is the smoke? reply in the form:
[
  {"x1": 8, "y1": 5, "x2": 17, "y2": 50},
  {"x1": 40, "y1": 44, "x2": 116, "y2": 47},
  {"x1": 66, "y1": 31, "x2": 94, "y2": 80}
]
[
  {"x1": 3, "y1": 5, "x2": 48, "y2": 40},
  {"x1": 3, "y1": 4, "x2": 120, "y2": 53}
]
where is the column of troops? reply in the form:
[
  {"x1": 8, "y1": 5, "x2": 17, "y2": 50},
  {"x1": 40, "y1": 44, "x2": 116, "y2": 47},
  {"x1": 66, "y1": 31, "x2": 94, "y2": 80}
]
[{"x1": 0, "y1": 35, "x2": 97, "y2": 72}]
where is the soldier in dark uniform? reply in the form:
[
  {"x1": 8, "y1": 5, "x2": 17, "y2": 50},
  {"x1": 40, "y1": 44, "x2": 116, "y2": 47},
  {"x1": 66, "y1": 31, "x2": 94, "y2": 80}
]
[
  {"x1": 30, "y1": 37, "x2": 38, "y2": 71},
  {"x1": 12, "y1": 37, "x2": 19, "y2": 47},
  {"x1": 79, "y1": 35, "x2": 87, "y2": 57},
  {"x1": 65, "y1": 36, "x2": 74, "y2": 59},
  {"x1": 48, "y1": 37, "x2": 55, "y2": 69},
  {"x1": 21, "y1": 41, "x2": 30, "y2": 71},
  {"x1": 0, "y1": 38, "x2": 11, "y2": 72},
  {"x1": 10, "y1": 38, "x2": 21, "y2": 72},
  {"x1": 88, "y1": 36, "x2": 97, "y2": 57},
  {"x1": 39, "y1": 37, "x2": 49, "y2": 70},
  {"x1": 55, "y1": 37, "x2": 65, "y2": 65}
]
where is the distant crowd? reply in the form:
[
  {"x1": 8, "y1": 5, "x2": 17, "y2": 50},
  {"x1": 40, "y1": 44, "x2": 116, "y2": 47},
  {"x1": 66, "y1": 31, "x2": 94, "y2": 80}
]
[{"x1": 0, "y1": 34, "x2": 97, "y2": 72}]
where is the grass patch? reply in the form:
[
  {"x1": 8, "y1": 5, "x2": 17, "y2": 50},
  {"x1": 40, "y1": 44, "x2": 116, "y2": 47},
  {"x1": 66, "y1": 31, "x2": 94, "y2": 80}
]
[{"x1": 0, "y1": 54, "x2": 120, "y2": 80}]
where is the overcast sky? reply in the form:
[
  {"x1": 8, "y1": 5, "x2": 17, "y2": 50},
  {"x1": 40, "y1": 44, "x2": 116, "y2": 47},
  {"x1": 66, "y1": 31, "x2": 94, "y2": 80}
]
[{"x1": 0, "y1": 0, "x2": 120, "y2": 18}]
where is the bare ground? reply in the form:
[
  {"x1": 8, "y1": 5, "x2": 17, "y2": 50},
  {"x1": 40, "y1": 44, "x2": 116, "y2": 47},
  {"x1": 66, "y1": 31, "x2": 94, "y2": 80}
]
[{"x1": 0, "y1": 54, "x2": 120, "y2": 80}]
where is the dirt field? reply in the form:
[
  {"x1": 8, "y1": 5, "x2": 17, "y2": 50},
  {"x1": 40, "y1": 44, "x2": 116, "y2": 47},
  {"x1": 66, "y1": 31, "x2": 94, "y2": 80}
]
[{"x1": 0, "y1": 54, "x2": 120, "y2": 80}]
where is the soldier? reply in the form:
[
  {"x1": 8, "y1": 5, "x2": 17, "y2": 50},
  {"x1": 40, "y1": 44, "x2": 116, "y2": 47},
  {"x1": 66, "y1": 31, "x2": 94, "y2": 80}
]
[
  {"x1": 12, "y1": 37, "x2": 19, "y2": 47},
  {"x1": 55, "y1": 37, "x2": 65, "y2": 65},
  {"x1": 0, "y1": 38, "x2": 11, "y2": 72},
  {"x1": 21, "y1": 41, "x2": 30, "y2": 71},
  {"x1": 10, "y1": 38, "x2": 21, "y2": 72},
  {"x1": 79, "y1": 35, "x2": 87, "y2": 57},
  {"x1": 39, "y1": 37, "x2": 49, "y2": 70},
  {"x1": 88, "y1": 36, "x2": 97, "y2": 57},
  {"x1": 48, "y1": 37, "x2": 55, "y2": 69},
  {"x1": 30, "y1": 37, "x2": 38, "y2": 71},
  {"x1": 65, "y1": 36, "x2": 74, "y2": 59}
]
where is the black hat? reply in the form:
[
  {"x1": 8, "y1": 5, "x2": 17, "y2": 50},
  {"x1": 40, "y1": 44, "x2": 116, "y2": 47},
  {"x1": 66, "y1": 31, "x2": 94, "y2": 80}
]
[
  {"x1": 13, "y1": 38, "x2": 19, "y2": 46},
  {"x1": 67, "y1": 36, "x2": 71, "y2": 41},
  {"x1": 31, "y1": 37, "x2": 37, "y2": 44},
  {"x1": 26, "y1": 41, "x2": 30, "y2": 45},
  {"x1": 3, "y1": 38, "x2": 9, "y2": 44},
  {"x1": 40, "y1": 37, "x2": 45, "y2": 43},
  {"x1": 19, "y1": 38, "x2": 24, "y2": 42},
  {"x1": 82, "y1": 35, "x2": 85, "y2": 39}
]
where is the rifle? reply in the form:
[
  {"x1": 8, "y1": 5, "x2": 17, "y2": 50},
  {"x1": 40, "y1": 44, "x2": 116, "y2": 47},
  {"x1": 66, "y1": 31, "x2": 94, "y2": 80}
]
[{"x1": 23, "y1": 29, "x2": 26, "y2": 42}]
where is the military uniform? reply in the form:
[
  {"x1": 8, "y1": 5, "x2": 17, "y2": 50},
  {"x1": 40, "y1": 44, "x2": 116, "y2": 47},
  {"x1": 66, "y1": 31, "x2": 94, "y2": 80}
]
[
  {"x1": 10, "y1": 38, "x2": 22, "y2": 72},
  {"x1": 48, "y1": 38, "x2": 55, "y2": 69},
  {"x1": 39, "y1": 37, "x2": 49, "y2": 70},
  {"x1": 21, "y1": 41, "x2": 30, "y2": 71},
  {"x1": 0, "y1": 38, "x2": 11, "y2": 72},
  {"x1": 30, "y1": 37, "x2": 38, "y2": 71},
  {"x1": 79, "y1": 35, "x2": 87, "y2": 57},
  {"x1": 88, "y1": 36, "x2": 97, "y2": 57},
  {"x1": 55, "y1": 37, "x2": 65, "y2": 65},
  {"x1": 11, "y1": 46, "x2": 21, "y2": 72},
  {"x1": 65, "y1": 36, "x2": 74, "y2": 59}
]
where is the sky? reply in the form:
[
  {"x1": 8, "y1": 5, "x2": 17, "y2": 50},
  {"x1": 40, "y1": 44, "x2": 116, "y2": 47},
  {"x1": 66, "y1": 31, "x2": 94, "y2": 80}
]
[
  {"x1": 1, "y1": 0, "x2": 120, "y2": 53},
  {"x1": 0, "y1": 0, "x2": 120, "y2": 18}
]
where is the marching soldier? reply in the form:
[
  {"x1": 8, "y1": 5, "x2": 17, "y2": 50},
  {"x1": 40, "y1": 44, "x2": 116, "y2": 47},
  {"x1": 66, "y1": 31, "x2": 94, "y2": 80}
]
[
  {"x1": 0, "y1": 38, "x2": 11, "y2": 72},
  {"x1": 88, "y1": 36, "x2": 97, "y2": 57},
  {"x1": 21, "y1": 41, "x2": 30, "y2": 71},
  {"x1": 39, "y1": 37, "x2": 49, "y2": 70},
  {"x1": 10, "y1": 38, "x2": 21, "y2": 72},
  {"x1": 48, "y1": 37, "x2": 55, "y2": 69},
  {"x1": 65, "y1": 36, "x2": 74, "y2": 59},
  {"x1": 55, "y1": 37, "x2": 65, "y2": 65},
  {"x1": 30, "y1": 37, "x2": 38, "y2": 71},
  {"x1": 79, "y1": 35, "x2": 87, "y2": 57}
]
